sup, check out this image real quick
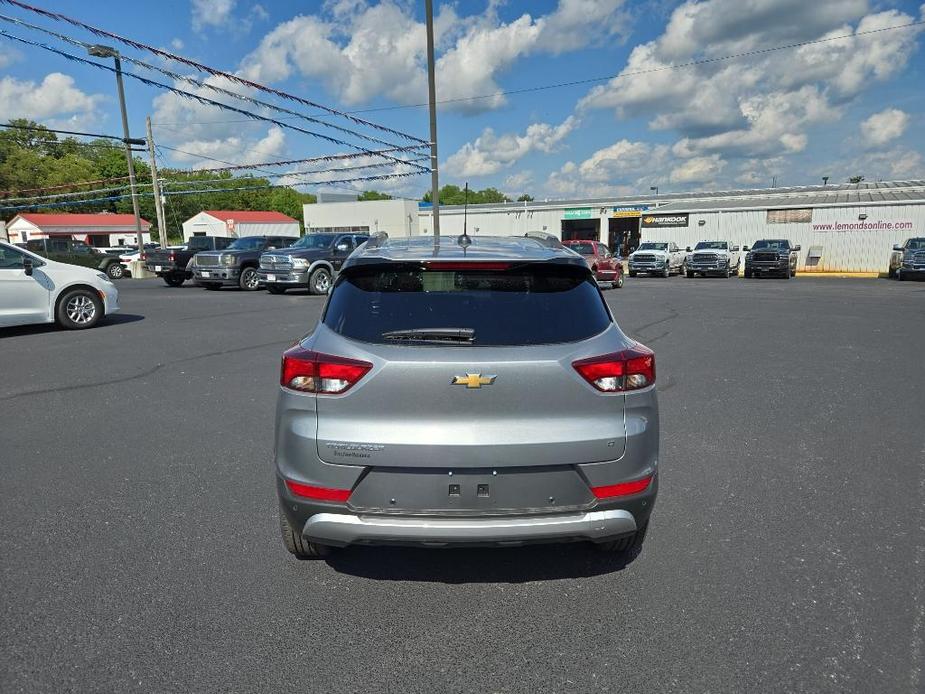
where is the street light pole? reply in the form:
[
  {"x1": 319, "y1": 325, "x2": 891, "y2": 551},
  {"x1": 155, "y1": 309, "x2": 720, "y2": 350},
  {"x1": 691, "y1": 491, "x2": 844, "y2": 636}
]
[
  {"x1": 424, "y1": 0, "x2": 440, "y2": 244},
  {"x1": 89, "y1": 45, "x2": 145, "y2": 256}
]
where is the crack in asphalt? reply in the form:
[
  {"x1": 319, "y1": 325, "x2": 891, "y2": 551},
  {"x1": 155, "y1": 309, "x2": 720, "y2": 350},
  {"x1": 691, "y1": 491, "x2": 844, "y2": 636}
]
[
  {"x1": 0, "y1": 338, "x2": 293, "y2": 402},
  {"x1": 630, "y1": 306, "x2": 680, "y2": 336}
]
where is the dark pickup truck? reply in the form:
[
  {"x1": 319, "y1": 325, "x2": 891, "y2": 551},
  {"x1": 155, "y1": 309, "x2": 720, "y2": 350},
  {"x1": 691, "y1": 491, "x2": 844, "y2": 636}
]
[
  {"x1": 190, "y1": 235, "x2": 297, "y2": 291},
  {"x1": 257, "y1": 232, "x2": 369, "y2": 294},
  {"x1": 145, "y1": 236, "x2": 233, "y2": 287},
  {"x1": 744, "y1": 239, "x2": 801, "y2": 279},
  {"x1": 25, "y1": 238, "x2": 125, "y2": 279}
]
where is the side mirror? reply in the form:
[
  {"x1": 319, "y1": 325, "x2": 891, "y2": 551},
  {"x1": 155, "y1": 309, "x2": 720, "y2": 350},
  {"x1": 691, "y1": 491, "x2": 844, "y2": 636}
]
[
  {"x1": 336, "y1": 243, "x2": 349, "y2": 252},
  {"x1": 23, "y1": 257, "x2": 34, "y2": 276},
  {"x1": 793, "y1": 245, "x2": 801, "y2": 252},
  {"x1": 731, "y1": 246, "x2": 740, "y2": 252},
  {"x1": 893, "y1": 244, "x2": 903, "y2": 251},
  {"x1": 267, "y1": 245, "x2": 278, "y2": 251},
  {"x1": 742, "y1": 246, "x2": 750, "y2": 251},
  {"x1": 685, "y1": 246, "x2": 692, "y2": 252}
]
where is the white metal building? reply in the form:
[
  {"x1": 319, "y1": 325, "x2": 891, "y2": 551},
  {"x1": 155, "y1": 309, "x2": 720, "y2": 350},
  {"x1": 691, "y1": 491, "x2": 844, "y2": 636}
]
[
  {"x1": 302, "y1": 199, "x2": 420, "y2": 237},
  {"x1": 411, "y1": 180, "x2": 925, "y2": 273},
  {"x1": 181, "y1": 210, "x2": 301, "y2": 241},
  {"x1": 5, "y1": 213, "x2": 152, "y2": 247}
]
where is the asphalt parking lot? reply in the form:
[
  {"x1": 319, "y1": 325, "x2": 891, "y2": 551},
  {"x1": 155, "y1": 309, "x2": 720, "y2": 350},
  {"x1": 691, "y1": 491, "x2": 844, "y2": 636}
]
[{"x1": 1, "y1": 276, "x2": 923, "y2": 693}]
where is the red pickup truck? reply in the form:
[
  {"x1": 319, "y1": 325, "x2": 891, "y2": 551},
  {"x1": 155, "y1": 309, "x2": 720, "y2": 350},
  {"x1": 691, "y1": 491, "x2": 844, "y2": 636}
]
[{"x1": 562, "y1": 240, "x2": 624, "y2": 288}]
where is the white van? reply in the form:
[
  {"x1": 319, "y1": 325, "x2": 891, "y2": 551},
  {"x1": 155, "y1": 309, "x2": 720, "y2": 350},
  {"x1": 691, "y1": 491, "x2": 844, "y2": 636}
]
[{"x1": 0, "y1": 241, "x2": 119, "y2": 329}]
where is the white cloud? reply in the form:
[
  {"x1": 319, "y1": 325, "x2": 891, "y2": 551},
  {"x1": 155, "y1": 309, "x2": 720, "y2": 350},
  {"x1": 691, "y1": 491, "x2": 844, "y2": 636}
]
[
  {"x1": 578, "y1": 0, "x2": 925, "y2": 164},
  {"x1": 170, "y1": 38, "x2": 185, "y2": 51},
  {"x1": 0, "y1": 73, "x2": 101, "y2": 122},
  {"x1": 860, "y1": 108, "x2": 909, "y2": 147},
  {"x1": 444, "y1": 117, "x2": 577, "y2": 177},
  {"x1": 544, "y1": 139, "x2": 675, "y2": 197},
  {"x1": 241, "y1": 0, "x2": 630, "y2": 113},
  {"x1": 191, "y1": 0, "x2": 236, "y2": 31},
  {"x1": 669, "y1": 154, "x2": 726, "y2": 184},
  {"x1": 504, "y1": 171, "x2": 534, "y2": 194},
  {"x1": 191, "y1": 0, "x2": 269, "y2": 33},
  {"x1": 0, "y1": 45, "x2": 20, "y2": 69},
  {"x1": 167, "y1": 126, "x2": 286, "y2": 169}
]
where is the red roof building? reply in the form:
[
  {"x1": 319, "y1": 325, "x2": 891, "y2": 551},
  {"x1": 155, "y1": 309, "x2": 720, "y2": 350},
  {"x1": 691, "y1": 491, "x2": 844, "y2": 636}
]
[
  {"x1": 183, "y1": 210, "x2": 301, "y2": 241},
  {"x1": 6, "y1": 213, "x2": 152, "y2": 247}
]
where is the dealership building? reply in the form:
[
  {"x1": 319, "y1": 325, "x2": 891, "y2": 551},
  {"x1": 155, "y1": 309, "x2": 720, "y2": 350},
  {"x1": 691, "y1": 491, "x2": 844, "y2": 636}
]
[{"x1": 303, "y1": 179, "x2": 925, "y2": 273}]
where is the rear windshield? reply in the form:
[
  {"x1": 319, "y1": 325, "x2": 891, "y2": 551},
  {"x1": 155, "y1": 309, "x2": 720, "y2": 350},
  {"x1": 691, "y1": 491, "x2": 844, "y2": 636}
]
[{"x1": 323, "y1": 264, "x2": 611, "y2": 346}]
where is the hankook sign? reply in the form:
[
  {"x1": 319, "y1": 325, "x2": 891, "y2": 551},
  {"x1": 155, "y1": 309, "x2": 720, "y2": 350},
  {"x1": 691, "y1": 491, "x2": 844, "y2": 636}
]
[{"x1": 641, "y1": 213, "x2": 689, "y2": 228}]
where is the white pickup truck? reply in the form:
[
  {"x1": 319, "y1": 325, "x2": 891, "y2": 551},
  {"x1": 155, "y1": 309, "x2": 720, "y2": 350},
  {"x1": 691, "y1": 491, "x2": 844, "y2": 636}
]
[
  {"x1": 685, "y1": 240, "x2": 741, "y2": 278},
  {"x1": 627, "y1": 241, "x2": 686, "y2": 277}
]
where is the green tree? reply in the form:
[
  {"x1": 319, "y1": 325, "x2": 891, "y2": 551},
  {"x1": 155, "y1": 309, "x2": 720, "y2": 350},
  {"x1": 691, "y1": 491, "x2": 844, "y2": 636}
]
[
  {"x1": 517, "y1": 193, "x2": 534, "y2": 202},
  {"x1": 848, "y1": 175, "x2": 865, "y2": 184},
  {"x1": 422, "y1": 184, "x2": 511, "y2": 205},
  {"x1": 358, "y1": 190, "x2": 392, "y2": 201}
]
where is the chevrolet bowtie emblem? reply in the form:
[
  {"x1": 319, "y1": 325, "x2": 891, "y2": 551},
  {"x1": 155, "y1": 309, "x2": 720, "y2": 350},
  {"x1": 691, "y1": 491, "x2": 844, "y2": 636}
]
[{"x1": 452, "y1": 373, "x2": 497, "y2": 389}]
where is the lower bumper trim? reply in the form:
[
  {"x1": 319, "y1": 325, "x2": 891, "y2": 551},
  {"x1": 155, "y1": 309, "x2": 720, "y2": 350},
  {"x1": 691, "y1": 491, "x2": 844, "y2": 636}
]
[{"x1": 303, "y1": 509, "x2": 637, "y2": 547}]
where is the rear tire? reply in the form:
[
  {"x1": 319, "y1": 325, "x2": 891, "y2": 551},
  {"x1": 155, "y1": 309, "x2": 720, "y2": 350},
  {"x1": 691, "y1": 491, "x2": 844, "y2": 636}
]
[
  {"x1": 279, "y1": 509, "x2": 332, "y2": 559},
  {"x1": 56, "y1": 288, "x2": 103, "y2": 330},
  {"x1": 662, "y1": 266, "x2": 670, "y2": 278},
  {"x1": 106, "y1": 262, "x2": 124, "y2": 280},
  {"x1": 725, "y1": 264, "x2": 732, "y2": 278},
  {"x1": 899, "y1": 270, "x2": 907, "y2": 281},
  {"x1": 744, "y1": 269, "x2": 752, "y2": 278},
  {"x1": 163, "y1": 275, "x2": 185, "y2": 287},
  {"x1": 267, "y1": 285, "x2": 286, "y2": 295},
  {"x1": 597, "y1": 520, "x2": 649, "y2": 560},
  {"x1": 628, "y1": 270, "x2": 637, "y2": 278},
  {"x1": 686, "y1": 270, "x2": 694, "y2": 278},
  {"x1": 615, "y1": 274, "x2": 624, "y2": 288}
]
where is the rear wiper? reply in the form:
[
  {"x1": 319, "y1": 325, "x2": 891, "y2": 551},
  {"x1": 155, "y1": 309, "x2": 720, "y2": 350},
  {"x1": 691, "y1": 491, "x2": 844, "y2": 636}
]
[{"x1": 381, "y1": 328, "x2": 475, "y2": 343}]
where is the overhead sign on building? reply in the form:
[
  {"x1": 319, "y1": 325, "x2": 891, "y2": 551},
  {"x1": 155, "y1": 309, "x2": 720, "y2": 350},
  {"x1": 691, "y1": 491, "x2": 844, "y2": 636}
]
[
  {"x1": 612, "y1": 205, "x2": 650, "y2": 218},
  {"x1": 563, "y1": 208, "x2": 593, "y2": 220},
  {"x1": 642, "y1": 213, "x2": 689, "y2": 228}
]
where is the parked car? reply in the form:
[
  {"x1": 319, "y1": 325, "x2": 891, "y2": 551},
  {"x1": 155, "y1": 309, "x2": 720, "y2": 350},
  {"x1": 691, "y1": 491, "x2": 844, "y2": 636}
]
[
  {"x1": 259, "y1": 232, "x2": 370, "y2": 295},
  {"x1": 190, "y1": 235, "x2": 295, "y2": 290},
  {"x1": 146, "y1": 236, "x2": 233, "y2": 287},
  {"x1": 274, "y1": 233, "x2": 658, "y2": 559},
  {"x1": 627, "y1": 241, "x2": 686, "y2": 277},
  {"x1": 562, "y1": 240, "x2": 624, "y2": 288},
  {"x1": 685, "y1": 241, "x2": 741, "y2": 278},
  {"x1": 744, "y1": 239, "x2": 800, "y2": 278},
  {"x1": 889, "y1": 237, "x2": 925, "y2": 280},
  {"x1": 0, "y1": 240, "x2": 119, "y2": 329},
  {"x1": 25, "y1": 238, "x2": 126, "y2": 280}
]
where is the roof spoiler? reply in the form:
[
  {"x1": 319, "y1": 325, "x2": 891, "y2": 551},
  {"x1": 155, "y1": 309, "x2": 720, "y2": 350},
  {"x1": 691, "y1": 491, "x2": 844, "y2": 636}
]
[
  {"x1": 524, "y1": 232, "x2": 563, "y2": 248},
  {"x1": 365, "y1": 231, "x2": 389, "y2": 249}
]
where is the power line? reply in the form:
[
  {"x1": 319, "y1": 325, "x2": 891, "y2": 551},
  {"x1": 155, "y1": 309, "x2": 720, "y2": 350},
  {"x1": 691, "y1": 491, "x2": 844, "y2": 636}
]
[
  {"x1": 0, "y1": 170, "x2": 424, "y2": 211},
  {"x1": 0, "y1": 174, "x2": 137, "y2": 197},
  {"x1": 158, "y1": 146, "x2": 431, "y2": 174},
  {"x1": 0, "y1": 0, "x2": 428, "y2": 145},
  {"x1": 0, "y1": 12, "x2": 416, "y2": 151},
  {"x1": 0, "y1": 121, "x2": 143, "y2": 143},
  {"x1": 0, "y1": 29, "x2": 431, "y2": 174}
]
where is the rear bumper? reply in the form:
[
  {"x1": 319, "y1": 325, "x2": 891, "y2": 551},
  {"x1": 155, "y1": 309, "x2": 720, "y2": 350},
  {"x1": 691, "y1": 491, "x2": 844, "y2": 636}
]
[{"x1": 303, "y1": 508, "x2": 638, "y2": 547}]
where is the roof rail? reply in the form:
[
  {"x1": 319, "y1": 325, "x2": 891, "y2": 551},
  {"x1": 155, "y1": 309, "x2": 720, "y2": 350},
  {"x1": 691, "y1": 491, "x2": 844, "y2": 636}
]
[
  {"x1": 365, "y1": 231, "x2": 389, "y2": 249},
  {"x1": 524, "y1": 231, "x2": 563, "y2": 248}
]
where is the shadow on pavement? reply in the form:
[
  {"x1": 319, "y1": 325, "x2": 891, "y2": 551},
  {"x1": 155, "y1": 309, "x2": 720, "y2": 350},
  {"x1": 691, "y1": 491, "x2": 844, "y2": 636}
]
[
  {"x1": 0, "y1": 313, "x2": 144, "y2": 337},
  {"x1": 323, "y1": 542, "x2": 641, "y2": 583}
]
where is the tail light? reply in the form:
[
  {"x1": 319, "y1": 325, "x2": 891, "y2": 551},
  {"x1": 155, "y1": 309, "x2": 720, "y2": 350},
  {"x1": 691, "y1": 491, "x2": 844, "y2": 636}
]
[
  {"x1": 169, "y1": 253, "x2": 176, "y2": 262},
  {"x1": 572, "y1": 343, "x2": 655, "y2": 392},
  {"x1": 285, "y1": 479, "x2": 351, "y2": 502},
  {"x1": 591, "y1": 474, "x2": 654, "y2": 499},
  {"x1": 281, "y1": 346, "x2": 371, "y2": 394}
]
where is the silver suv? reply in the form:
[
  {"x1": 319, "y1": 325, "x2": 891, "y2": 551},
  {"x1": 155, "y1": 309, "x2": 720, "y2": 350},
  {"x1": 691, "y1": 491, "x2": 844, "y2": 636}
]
[{"x1": 274, "y1": 234, "x2": 659, "y2": 559}]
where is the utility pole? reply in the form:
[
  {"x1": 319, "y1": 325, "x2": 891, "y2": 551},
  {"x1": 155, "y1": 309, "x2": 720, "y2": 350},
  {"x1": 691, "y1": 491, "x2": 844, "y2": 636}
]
[
  {"x1": 424, "y1": 0, "x2": 440, "y2": 243},
  {"x1": 146, "y1": 116, "x2": 168, "y2": 249},
  {"x1": 89, "y1": 45, "x2": 145, "y2": 255}
]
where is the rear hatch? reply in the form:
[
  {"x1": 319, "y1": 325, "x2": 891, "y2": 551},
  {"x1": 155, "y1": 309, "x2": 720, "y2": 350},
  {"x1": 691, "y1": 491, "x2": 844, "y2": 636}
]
[{"x1": 311, "y1": 261, "x2": 627, "y2": 470}]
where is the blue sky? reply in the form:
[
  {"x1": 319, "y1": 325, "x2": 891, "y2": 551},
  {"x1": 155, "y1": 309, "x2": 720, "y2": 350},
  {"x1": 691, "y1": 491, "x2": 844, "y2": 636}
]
[{"x1": 0, "y1": 0, "x2": 923, "y2": 199}]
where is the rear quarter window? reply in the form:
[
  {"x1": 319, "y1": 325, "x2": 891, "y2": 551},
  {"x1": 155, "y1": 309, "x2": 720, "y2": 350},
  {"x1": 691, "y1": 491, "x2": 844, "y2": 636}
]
[{"x1": 323, "y1": 263, "x2": 612, "y2": 346}]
